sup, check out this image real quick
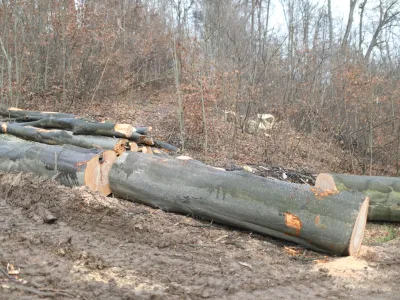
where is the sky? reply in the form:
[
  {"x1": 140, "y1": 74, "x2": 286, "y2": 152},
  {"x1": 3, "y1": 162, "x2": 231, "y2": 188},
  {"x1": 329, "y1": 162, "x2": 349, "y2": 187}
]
[{"x1": 270, "y1": 0, "x2": 352, "y2": 28}]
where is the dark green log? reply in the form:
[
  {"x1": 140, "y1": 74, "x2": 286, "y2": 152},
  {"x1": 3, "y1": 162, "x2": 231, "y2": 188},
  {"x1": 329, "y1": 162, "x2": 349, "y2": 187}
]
[
  {"x1": 153, "y1": 140, "x2": 180, "y2": 152},
  {"x1": 316, "y1": 173, "x2": 400, "y2": 222},
  {"x1": 109, "y1": 153, "x2": 369, "y2": 256},
  {"x1": 0, "y1": 105, "x2": 76, "y2": 120},
  {"x1": 0, "y1": 121, "x2": 128, "y2": 155},
  {"x1": 13, "y1": 117, "x2": 153, "y2": 144},
  {"x1": 0, "y1": 136, "x2": 117, "y2": 195}
]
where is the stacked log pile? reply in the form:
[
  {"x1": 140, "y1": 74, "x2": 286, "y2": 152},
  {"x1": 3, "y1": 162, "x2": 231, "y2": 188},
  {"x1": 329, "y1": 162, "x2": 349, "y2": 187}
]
[{"x1": 0, "y1": 106, "x2": 374, "y2": 256}]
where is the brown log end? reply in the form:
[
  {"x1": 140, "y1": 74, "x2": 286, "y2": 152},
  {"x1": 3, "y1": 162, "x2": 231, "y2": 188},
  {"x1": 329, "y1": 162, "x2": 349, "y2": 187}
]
[
  {"x1": 143, "y1": 137, "x2": 155, "y2": 146},
  {"x1": 129, "y1": 142, "x2": 139, "y2": 152},
  {"x1": 347, "y1": 196, "x2": 369, "y2": 256},
  {"x1": 114, "y1": 139, "x2": 128, "y2": 156},
  {"x1": 114, "y1": 124, "x2": 133, "y2": 138},
  {"x1": 314, "y1": 173, "x2": 337, "y2": 191},
  {"x1": 146, "y1": 146, "x2": 153, "y2": 155},
  {"x1": 0, "y1": 122, "x2": 7, "y2": 133},
  {"x1": 84, "y1": 150, "x2": 117, "y2": 196}
]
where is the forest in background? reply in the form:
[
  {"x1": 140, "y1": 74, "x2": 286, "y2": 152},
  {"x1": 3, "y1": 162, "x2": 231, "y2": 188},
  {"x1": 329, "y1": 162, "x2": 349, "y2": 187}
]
[{"x1": 1, "y1": 0, "x2": 400, "y2": 175}]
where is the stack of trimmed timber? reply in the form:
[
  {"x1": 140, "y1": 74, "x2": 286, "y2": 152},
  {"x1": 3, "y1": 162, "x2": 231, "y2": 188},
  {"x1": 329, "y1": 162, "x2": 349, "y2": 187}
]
[{"x1": 0, "y1": 106, "x2": 373, "y2": 256}]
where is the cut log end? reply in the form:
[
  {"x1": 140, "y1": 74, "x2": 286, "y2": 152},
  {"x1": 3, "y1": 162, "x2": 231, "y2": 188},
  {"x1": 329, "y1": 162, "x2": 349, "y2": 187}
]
[
  {"x1": 1, "y1": 122, "x2": 7, "y2": 133},
  {"x1": 84, "y1": 150, "x2": 117, "y2": 196},
  {"x1": 114, "y1": 139, "x2": 128, "y2": 156},
  {"x1": 129, "y1": 142, "x2": 139, "y2": 152},
  {"x1": 315, "y1": 173, "x2": 338, "y2": 191},
  {"x1": 114, "y1": 124, "x2": 133, "y2": 137},
  {"x1": 347, "y1": 196, "x2": 369, "y2": 256}
]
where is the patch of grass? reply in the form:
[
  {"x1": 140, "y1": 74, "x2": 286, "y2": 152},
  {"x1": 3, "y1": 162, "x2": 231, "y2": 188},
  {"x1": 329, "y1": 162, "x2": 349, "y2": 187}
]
[{"x1": 374, "y1": 225, "x2": 397, "y2": 244}]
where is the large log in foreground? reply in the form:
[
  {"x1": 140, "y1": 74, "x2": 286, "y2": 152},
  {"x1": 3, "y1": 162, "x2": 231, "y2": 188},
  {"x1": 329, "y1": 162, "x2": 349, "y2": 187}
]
[
  {"x1": 0, "y1": 136, "x2": 117, "y2": 195},
  {"x1": 0, "y1": 122, "x2": 128, "y2": 155},
  {"x1": 316, "y1": 173, "x2": 400, "y2": 222},
  {"x1": 109, "y1": 153, "x2": 369, "y2": 256}
]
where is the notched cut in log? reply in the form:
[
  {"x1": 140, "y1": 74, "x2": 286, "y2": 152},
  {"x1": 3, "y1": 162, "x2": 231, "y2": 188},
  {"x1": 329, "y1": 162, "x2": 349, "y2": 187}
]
[{"x1": 285, "y1": 212, "x2": 302, "y2": 236}]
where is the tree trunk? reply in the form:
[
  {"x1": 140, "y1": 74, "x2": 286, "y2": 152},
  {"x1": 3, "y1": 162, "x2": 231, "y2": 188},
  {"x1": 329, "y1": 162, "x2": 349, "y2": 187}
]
[
  {"x1": 0, "y1": 105, "x2": 76, "y2": 120},
  {"x1": 0, "y1": 121, "x2": 128, "y2": 155},
  {"x1": 316, "y1": 173, "x2": 400, "y2": 222},
  {"x1": 109, "y1": 153, "x2": 369, "y2": 256},
  {"x1": 0, "y1": 135, "x2": 117, "y2": 195},
  {"x1": 7, "y1": 117, "x2": 153, "y2": 145}
]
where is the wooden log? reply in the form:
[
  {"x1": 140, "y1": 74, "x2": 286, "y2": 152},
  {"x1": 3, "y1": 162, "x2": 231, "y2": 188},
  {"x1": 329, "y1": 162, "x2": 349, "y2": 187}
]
[
  {"x1": 0, "y1": 105, "x2": 76, "y2": 120},
  {"x1": 109, "y1": 153, "x2": 369, "y2": 256},
  {"x1": 0, "y1": 135, "x2": 117, "y2": 195},
  {"x1": 14, "y1": 117, "x2": 153, "y2": 145},
  {"x1": 316, "y1": 173, "x2": 400, "y2": 222},
  {"x1": 153, "y1": 140, "x2": 180, "y2": 152},
  {"x1": 0, "y1": 122, "x2": 128, "y2": 155}
]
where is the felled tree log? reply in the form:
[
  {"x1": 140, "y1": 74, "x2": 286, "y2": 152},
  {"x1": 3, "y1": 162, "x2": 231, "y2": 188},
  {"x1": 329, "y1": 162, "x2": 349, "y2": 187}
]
[
  {"x1": 0, "y1": 106, "x2": 77, "y2": 120},
  {"x1": 109, "y1": 153, "x2": 369, "y2": 256},
  {"x1": 15, "y1": 117, "x2": 154, "y2": 145},
  {"x1": 316, "y1": 173, "x2": 400, "y2": 222},
  {"x1": 0, "y1": 136, "x2": 116, "y2": 195},
  {"x1": 153, "y1": 140, "x2": 180, "y2": 152},
  {"x1": 0, "y1": 122, "x2": 128, "y2": 155}
]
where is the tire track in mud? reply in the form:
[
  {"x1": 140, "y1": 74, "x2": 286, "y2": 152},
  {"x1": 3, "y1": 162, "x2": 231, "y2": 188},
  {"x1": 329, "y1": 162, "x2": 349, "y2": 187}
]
[{"x1": 0, "y1": 172, "x2": 399, "y2": 299}]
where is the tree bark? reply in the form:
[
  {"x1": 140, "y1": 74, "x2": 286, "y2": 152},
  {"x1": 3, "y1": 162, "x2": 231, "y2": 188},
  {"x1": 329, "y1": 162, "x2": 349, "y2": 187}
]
[
  {"x1": 0, "y1": 121, "x2": 128, "y2": 155},
  {"x1": 0, "y1": 135, "x2": 117, "y2": 195},
  {"x1": 109, "y1": 152, "x2": 369, "y2": 256},
  {"x1": 0, "y1": 105, "x2": 76, "y2": 120},
  {"x1": 10, "y1": 117, "x2": 153, "y2": 145},
  {"x1": 316, "y1": 173, "x2": 400, "y2": 222}
]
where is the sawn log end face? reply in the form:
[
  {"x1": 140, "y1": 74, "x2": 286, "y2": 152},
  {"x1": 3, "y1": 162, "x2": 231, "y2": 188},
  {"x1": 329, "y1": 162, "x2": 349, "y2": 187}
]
[
  {"x1": 114, "y1": 124, "x2": 133, "y2": 137},
  {"x1": 0, "y1": 122, "x2": 7, "y2": 133},
  {"x1": 315, "y1": 173, "x2": 338, "y2": 191},
  {"x1": 347, "y1": 196, "x2": 370, "y2": 256},
  {"x1": 84, "y1": 150, "x2": 117, "y2": 196}
]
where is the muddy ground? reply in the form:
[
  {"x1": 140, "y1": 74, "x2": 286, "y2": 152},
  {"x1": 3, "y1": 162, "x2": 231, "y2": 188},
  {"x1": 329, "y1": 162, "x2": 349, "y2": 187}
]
[{"x1": 0, "y1": 171, "x2": 399, "y2": 300}]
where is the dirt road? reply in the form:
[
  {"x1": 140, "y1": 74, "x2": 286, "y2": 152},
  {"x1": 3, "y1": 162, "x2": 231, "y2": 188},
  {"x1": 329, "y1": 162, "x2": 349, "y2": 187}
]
[{"x1": 0, "y1": 172, "x2": 399, "y2": 299}]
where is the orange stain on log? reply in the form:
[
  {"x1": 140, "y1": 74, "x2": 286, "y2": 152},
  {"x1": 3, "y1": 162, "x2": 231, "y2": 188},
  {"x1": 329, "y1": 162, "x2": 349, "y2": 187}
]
[
  {"x1": 9, "y1": 107, "x2": 22, "y2": 111},
  {"x1": 285, "y1": 212, "x2": 302, "y2": 236},
  {"x1": 314, "y1": 215, "x2": 327, "y2": 229},
  {"x1": 309, "y1": 187, "x2": 339, "y2": 199}
]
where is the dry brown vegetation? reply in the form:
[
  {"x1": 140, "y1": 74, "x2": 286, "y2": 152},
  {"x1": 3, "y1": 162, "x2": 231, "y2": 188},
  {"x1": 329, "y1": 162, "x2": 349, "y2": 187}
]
[
  {"x1": 1, "y1": 1, "x2": 400, "y2": 298},
  {"x1": 2, "y1": 0, "x2": 400, "y2": 176}
]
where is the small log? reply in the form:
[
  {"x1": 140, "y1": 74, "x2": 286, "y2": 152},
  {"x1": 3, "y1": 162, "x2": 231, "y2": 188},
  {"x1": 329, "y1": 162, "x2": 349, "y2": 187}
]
[
  {"x1": 109, "y1": 153, "x2": 369, "y2": 256},
  {"x1": 0, "y1": 105, "x2": 76, "y2": 120},
  {"x1": 316, "y1": 173, "x2": 400, "y2": 222},
  {"x1": 0, "y1": 136, "x2": 117, "y2": 195},
  {"x1": 0, "y1": 122, "x2": 128, "y2": 155},
  {"x1": 153, "y1": 140, "x2": 180, "y2": 152},
  {"x1": 15, "y1": 117, "x2": 153, "y2": 144}
]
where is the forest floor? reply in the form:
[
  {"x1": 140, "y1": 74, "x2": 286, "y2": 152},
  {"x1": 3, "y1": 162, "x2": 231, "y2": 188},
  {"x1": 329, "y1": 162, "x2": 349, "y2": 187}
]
[{"x1": 1, "y1": 93, "x2": 400, "y2": 299}]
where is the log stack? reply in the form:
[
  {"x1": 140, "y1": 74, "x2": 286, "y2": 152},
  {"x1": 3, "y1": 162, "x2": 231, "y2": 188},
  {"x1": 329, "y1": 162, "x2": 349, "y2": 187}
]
[{"x1": 0, "y1": 106, "x2": 372, "y2": 256}]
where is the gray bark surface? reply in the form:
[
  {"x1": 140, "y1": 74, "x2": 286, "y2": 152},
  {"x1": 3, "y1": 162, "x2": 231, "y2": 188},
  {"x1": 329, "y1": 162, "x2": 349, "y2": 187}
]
[{"x1": 109, "y1": 153, "x2": 369, "y2": 256}]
